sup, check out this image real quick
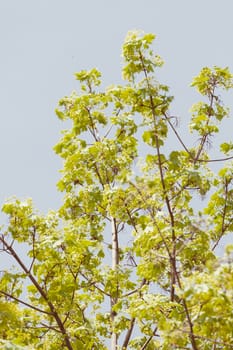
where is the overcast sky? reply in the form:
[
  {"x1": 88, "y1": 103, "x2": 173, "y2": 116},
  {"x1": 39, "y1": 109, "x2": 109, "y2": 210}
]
[{"x1": 0, "y1": 0, "x2": 233, "y2": 214}]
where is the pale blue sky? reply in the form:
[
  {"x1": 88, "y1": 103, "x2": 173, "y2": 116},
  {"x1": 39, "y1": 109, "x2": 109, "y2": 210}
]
[{"x1": 0, "y1": 0, "x2": 233, "y2": 212}]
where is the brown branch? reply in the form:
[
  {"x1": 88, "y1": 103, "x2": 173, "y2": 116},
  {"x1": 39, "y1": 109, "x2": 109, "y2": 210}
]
[
  {"x1": 40, "y1": 322, "x2": 61, "y2": 333},
  {"x1": 139, "y1": 50, "x2": 176, "y2": 302},
  {"x1": 212, "y1": 180, "x2": 229, "y2": 251},
  {"x1": 174, "y1": 269, "x2": 199, "y2": 350},
  {"x1": 122, "y1": 318, "x2": 135, "y2": 349},
  {"x1": 198, "y1": 155, "x2": 233, "y2": 163},
  {"x1": 164, "y1": 112, "x2": 192, "y2": 155},
  {"x1": 111, "y1": 216, "x2": 119, "y2": 349},
  {"x1": 0, "y1": 235, "x2": 74, "y2": 350},
  {"x1": 85, "y1": 106, "x2": 100, "y2": 142},
  {"x1": 29, "y1": 226, "x2": 37, "y2": 273},
  {"x1": 139, "y1": 51, "x2": 198, "y2": 350},
  {"x1": 122, "y1": 278, "x2": 148, "y2": 348},
  {"x1": 181, "y1": 330, "x2": 233, "y2": 348},
  {"x1": 140, "y1": 326, "x2": 158, "y2": 350},
  {"x1": 129, "y1": 181, "x2": 173, "y2": 263},
  {"x1": 79, "y1": 271, "x2": 110, "y2": 297},
  {"x1": 93, "y1": 162, "x2": 105, "y2": 189},
  {"x1": 0, "y1": 290, "x2": 52, "y2": 316},
  {"x1": 164, "y1": 107, "x2": 233, "y2": 165},
  {"x1": 193, "y1": 89, "x2": 215, "y2": 163},
  {"x1": 121, "y1": 278, "x2": 147, "y2": 298},
  {"x1": 124, "y1": 202, "x2": 139, "y2": 234}
]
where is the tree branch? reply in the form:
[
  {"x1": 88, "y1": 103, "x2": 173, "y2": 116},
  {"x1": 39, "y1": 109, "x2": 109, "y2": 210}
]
[
  {"x1": 122, "y1": 317, "x2": 135, "y2": 349},
  {"x1": 0, "y1": 290, "x2": 52, "y2": 316},
  {"x1": 212, "y1": 179, "x2": 229, "y2": 251},
  {"x1": 140, "y1": 326, "x2": 158, "y2": 350},
  {"x1": 111, "y1": 216, "x2": 119, "y2": 350},
  {"x1": 0, "y1": 235, "x2": 74, "y2": 350}
]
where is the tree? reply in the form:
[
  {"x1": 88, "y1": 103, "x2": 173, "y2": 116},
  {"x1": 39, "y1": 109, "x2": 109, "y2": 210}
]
[{"x1": 0, "y1": 30, "x2": 233, "y2": 350}]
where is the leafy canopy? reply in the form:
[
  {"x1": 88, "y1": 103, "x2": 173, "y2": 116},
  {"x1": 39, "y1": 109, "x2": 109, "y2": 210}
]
[{"x1": 0, "y1": 30, "x2": 233, "y2": 350}]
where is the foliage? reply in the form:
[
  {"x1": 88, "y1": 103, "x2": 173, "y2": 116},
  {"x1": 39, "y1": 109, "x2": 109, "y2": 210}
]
[{"x1": 1, "y1": 30, "x2": 233, "y2": 349}]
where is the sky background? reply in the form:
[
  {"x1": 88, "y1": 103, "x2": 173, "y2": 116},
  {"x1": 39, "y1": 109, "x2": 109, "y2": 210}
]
[{"x1": 0, "y1": 0, "x2": 233, "y2": 216}]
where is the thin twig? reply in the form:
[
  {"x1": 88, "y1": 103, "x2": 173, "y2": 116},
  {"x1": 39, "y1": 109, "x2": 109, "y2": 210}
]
[{"x1": 140, "y1": 326, "x2": 158, "y2": 350}]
